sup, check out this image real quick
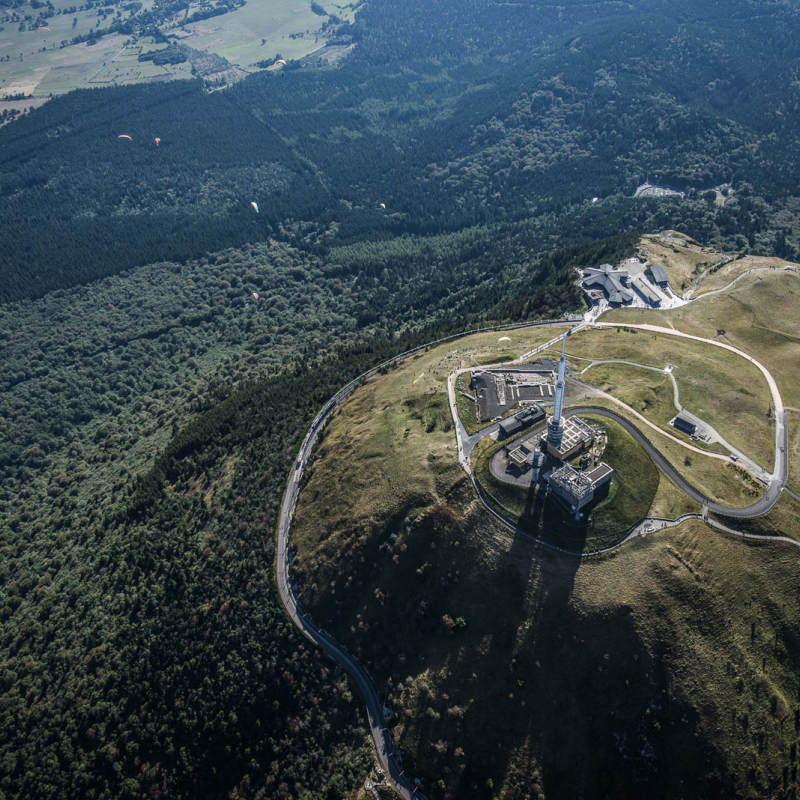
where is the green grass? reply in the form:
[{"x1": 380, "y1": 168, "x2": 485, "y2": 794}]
[
  {"x1": 454, "y1": 374, "x2": 482, "y2": 434},
  {"x1": 604, "y1": 269, "x2": 800, "y2": 496},
  {"x1": 537, "y1": 325, "x2": 775, "y2": 470},
  {"x1": 576, "y1": 360, "x2": 728, "y2": 456},
  {"x1": 292, "y1": 326, "x2": 560, "y2": 606},
  {"x1": 171, "y1": 0, "x2": 354, "y2": 68},
  {"x1": 571, "y1": 396, "x2": 759, "y2": 508},
  {"x1": 647, "y1": 472, "x2": 702, "y2": 519},
  {"x1": 693, "y1": 254, "x2": 794, "y2": 296},
  {"x1": 291, "y1": 307, "x2": 800, "y2": 799}
]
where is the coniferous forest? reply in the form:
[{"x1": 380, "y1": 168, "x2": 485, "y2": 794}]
[{"x1": 3, "y1": 0, "x2": 800, "y2": 797}]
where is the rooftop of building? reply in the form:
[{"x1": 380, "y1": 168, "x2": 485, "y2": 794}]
[
  {"x1": 546, "y1": 415, "x2": 595, "y2": 456},
  {"x1": 583, "y1": 263, "x2": 634, "y2": 304},
  {"x1": 632, "y1": 277, "x2": 661, "y2": 304},
  {"x1": 548, "y1": 461, "x2": 614, "y2": 499},
  {"x1": 548, "y1": 464, "x2": 595, "y2": 500},
  {"x1": 649, "y1": 262, "x2": 668, "y2": 284}
]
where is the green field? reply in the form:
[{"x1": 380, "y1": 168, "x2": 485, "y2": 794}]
[
  {"x1": 0, "y1": 0, "x2": 354, "y2": 99},
  {"x1": 605, "y1": 269, "x2": 800, "y2": 492},
  {"x1": 572, "y1": 395, "x2": 760, "y2": 507},
  {"x1": 543, "y1": 325, "x2": 776, "y2": 470},
  {"x1": 294, "y1": 383, "x2": 800, "y2": 797},
  {"x1": 171, "y1": 0, "x2": 354, "y2": 68},
  {"x1": 574, "y1": 360, "x2": 727, "y2": 457}
]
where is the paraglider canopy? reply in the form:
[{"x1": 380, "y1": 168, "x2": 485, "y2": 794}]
[
  {"x1": 251, "y1": 201, "x2": 259, "y2": 213},
  {"x1": 379, "y1": 203, "x2": 386, "y2": 209},
  {"x1": 252, "y1": 292, "x2": 260, "y2": 300},
  {"x1": 36, "y1": 26, "x2": 51, "y2": 31},
  {"x1": 273, "y1": 59, "x2": 287, "y2": 67},
  {"x1": 118, "y1": 134, "x2": 132, "y2": 141},
  {"x1": 154, "y1": 137, "x2": 161, "y2": 146},
  {"x1": 592, "y1": 197, "x2": 599, "y2": 204}
]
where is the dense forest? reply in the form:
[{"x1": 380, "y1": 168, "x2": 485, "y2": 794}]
[
  {"x1": 3, "y1": 0, "x2": 800, "y2": 796},
  {"x1": 2, "y1": 0, "x2": 800, "y2": 300}
]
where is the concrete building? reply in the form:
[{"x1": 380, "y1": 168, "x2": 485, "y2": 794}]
[
  {"x1": 498, "y1": 405, "x2": 545, "y2": 438},
  {"x1": 649, "y1": 263, "x2": 669, "y2": 286},
  {"x1": 672, "y1": 415, "x2": 697, "y2": 436},
  {"x1": 582, "y1": 263, "x2": 634, "y2": 305},
  {"x1": 547, "y1": 462, "x2": 614, "y2": 519},
  {"x1": 543, "y1": 415, "x2": 595, "y2": 461},
  {"x1": 632, "y1": 278, "x2": 662, "y2": 308},
  {"x1": 506, "y1": 443, "x2": 546, "y2": 477}
]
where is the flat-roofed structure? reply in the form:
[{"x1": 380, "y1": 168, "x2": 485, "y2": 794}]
[
  {"x1": 582, "y1": 263, "x2": 634, "y2": 305},
  {"x1": 672, "y1": 415, "x2": 697, "y2": 436},
  {"x1": 547, "y1": 462, "x2": 614, "y2": 519},
  {"x1": 542, "y1": 415, "x2": 595, "y2": 461},
  {"x1": 649, "y1": 263, "x2": 669, "y2": 286},
  {"x1": 632, "y1": 278, "x2": 662, "y2": 307},
  {"x1": 498, "y1": 405, "x2": 545, "y2": 438},
  {"x1": 507, "y1": 443, "x2": 546, "y2": 474}
]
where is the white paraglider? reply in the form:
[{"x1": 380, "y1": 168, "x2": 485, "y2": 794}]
[{"x1": 251, "y1": 201, "x2": 259, "y2": 213}]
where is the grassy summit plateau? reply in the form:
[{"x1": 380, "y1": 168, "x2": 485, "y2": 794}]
[{"x1": 291, "y1": 260, "x2": 800, "y2": 799}]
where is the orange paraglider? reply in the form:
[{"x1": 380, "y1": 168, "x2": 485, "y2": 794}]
[
  {"x1": 154, "y1": 137, "x2": 161, "y2": 147},
  {"x1": 118, "y1": 134, "x2": 132, "y2": 141},
  {"x1": 36, "y1": 26, "x2": 51, "y2": 31}
]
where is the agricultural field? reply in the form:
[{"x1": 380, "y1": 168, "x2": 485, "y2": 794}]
[
  {"x1": 0, "y1": 0, "x2": 354, "y2": 100},
  {"x1": 169, "y1": 0, "x2": 355, "y2": 68}
]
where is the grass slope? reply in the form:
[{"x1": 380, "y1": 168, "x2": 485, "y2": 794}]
[
  {"x1": 546, "y1": 325, "x2": 775, "y2": 470},
  {"x1": 292, "y1": 327, "x2": 559, "y2": 607},
  {"x1": 604, "y1": 269, "x2": 800, "y2": 492},
  {"x1": 292, "y1": 313, "x2": 800, "y2": 798}
]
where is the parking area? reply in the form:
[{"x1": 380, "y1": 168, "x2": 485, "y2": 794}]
[{"x1": 472, "y1": 362, "x2": 555, "y2": 422}]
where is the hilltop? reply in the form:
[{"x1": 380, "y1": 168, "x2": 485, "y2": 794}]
[{"x1": 290, "y1": 234, "x2": 800, "y2": 799}]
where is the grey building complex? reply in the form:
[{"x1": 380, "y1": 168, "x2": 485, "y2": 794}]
[
  {"x1": 547, "y1": 463, "x2": 614, "y2": 518},
  {"x1": 582, "y1": 263, "x2": 634, "y2": 305}
]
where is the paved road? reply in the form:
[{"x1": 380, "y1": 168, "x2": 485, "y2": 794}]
[
  {"x1": 276, "y1": 318, "x2": 569, "y2": 799},
  {"x1": 563, "y1": 406, "x2": 785, "y2": 518}
]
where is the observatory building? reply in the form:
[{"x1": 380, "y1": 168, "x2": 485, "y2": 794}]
[{"x1": 542, "y1": 335, "x2": 595, "y2": 460}]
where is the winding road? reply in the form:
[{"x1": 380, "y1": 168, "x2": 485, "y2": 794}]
[
  {"x1": 275, "y1": 319, "x2": 569, "y2": 799},
  {"x1": 275, "y1": 303, "x2": 793, "y2": 797}
]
